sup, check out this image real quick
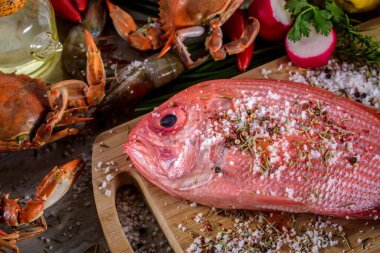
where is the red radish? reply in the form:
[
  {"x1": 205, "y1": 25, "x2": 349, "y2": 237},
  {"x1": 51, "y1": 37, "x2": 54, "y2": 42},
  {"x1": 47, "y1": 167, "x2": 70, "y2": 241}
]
[
  {"x1": 286, "y1": 27, "x2": 337, "y2": 69},
  {"x1": 248, "y1": 0, "x2": 293, "y2": 41}
]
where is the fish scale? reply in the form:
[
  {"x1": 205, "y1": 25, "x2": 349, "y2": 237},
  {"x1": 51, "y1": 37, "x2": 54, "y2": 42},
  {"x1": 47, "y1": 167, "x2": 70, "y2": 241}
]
[{"x1": 125, "y1": 79, "x2": 380, "y2": 219}]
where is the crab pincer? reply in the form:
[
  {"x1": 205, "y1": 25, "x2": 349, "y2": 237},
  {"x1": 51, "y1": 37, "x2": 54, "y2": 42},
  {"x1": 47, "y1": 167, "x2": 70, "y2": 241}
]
[
  {"x1": 35, "y1": 158, "x2": 83, "y2": 209},
  {"x1": 83, "y1": 29, "x2": 106, "y2": 106},
  {"x1": 0, "y1": 158, "x2": 83, "y2": 253}
]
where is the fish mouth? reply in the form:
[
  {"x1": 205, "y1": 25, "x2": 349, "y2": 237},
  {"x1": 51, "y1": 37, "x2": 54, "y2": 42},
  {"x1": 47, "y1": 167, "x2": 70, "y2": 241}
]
[
  {"x1": 124, "y1": 137, "x2": 178, "y2": 179},
  {"x1": 125, "y1": 136, "x2": 214, "y2": 191}
]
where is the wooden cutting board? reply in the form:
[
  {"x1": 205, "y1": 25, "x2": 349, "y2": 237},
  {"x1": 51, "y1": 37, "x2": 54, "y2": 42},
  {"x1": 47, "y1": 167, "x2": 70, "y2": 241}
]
[{"x1": 92, "y1": 20, "x2": 380, "y2": 253}]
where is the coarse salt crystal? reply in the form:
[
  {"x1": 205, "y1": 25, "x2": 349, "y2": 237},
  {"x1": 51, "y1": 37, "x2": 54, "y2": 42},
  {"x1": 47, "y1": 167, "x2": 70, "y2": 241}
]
[
  {"x1": 285, "y1": 187, "x2": 295, "y2": 199},
  {"x1": 105, "y1": 189, "x2": 111, "y2": 197},
  {"x1": 105, "y1": 174, "x2": 114, "y2": 181},
  {"x1": 152, "y1": 112, "x2": 160, "y2": 117}
]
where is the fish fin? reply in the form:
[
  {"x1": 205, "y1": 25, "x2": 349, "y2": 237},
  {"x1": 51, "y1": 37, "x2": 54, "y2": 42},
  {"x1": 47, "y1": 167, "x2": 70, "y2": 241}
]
[
  {"x1": 254, "y1": 195, "x2": 305, "y2": 208},
  {"x1": 344, "y1": 207, "x2": 380, "y2": 220}
]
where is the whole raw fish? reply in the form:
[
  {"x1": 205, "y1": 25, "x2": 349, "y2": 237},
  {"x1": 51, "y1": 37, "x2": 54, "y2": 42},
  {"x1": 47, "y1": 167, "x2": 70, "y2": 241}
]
[{"x1": 124, "y1": 79, "x2": 380, "y2": 219}]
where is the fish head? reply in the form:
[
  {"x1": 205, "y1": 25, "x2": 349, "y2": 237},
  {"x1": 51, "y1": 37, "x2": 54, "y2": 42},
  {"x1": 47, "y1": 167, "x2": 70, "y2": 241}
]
[{"x1": 125, "y1": 99, "x2": 213, "y2": 191}]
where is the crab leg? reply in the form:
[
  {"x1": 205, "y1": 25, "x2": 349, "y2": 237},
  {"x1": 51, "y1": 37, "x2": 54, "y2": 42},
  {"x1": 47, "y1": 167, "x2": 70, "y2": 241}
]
[
  {"x1": 0, "y1": 217, "x2": 47, "y2": 253},
  {"x1": 223, "y1": 17, "x2": 260, "y2": 54},
  {"x1": 56, "y1": 117, "x2": 93, "y2": 127},
  {"x1": 205, "y1": 18, "x2": 225, "y2": 59},
  {"x1": 0, "y1": 237, "x2": 19, "y2": 253},
  {"x1": 204, "y1": 0, "x2": 259, "y2": 60},
  {"x1": 0, "y1": 140, "x2": 28, "y2": 152},
  {"x1": 174, "y1": 26, "x2": 208, "y2": 69},
  {"x1": 31, "y1": 87, "x2": 70, "y2": 147},
  {"x1": 206, "y1": 17, "x2": 260, "y2": 60},
  {"x1": 205, "y1": 0, "x2": 243, "y2": 55},
  {"x1": 0, "y1": 126, "x2": 79, "y2": 151},
  {"x1": 16, "y1": 217, "x2": 47, "y2": 241},
  {"x1": 106, "y1": 0, "x2": 162, "y2": 51},
  {"x1": 0, "y1": 229, "x2": 19, "y2": 241},
  {"x1": 42, "y1": 129, "x2": 80, "y2": 146},
  {"x1": 49, "y1": 80, "x2": 89, "y2": 110}
]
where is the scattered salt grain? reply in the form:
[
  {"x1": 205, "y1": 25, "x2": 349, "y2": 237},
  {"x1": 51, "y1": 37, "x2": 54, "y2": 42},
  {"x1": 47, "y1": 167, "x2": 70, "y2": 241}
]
[
  {"x1": 185, "y1": 210, "x2": 346, "y2": 253},
  {"x1": 105, "y1": 174, "x2": 114, "y2": 182},
  {"x1": 104, "y1": 189, "x2": 111, "y2": 197},
  {"x1": 152, "y1": 112, "x2": 160, "y2": 117},
  {"x1": 116, "y1": 186, "x2": 172, "y2": 252},
  {"x1": 289, "y1": 58, "x2": 380, "y2": 108}
]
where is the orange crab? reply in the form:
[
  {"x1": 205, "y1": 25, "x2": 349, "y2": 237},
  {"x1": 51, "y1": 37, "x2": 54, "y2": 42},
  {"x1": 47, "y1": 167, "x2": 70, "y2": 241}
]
[
  {"x1": 0, "y1": 158, "x2": 83, "y2": 253},
  {"x1": 106, "y1": 0, "x2": 260, "y2": 68},
  {"x1": 0, "y1": 30, "x2": 105, "y2": 151}
]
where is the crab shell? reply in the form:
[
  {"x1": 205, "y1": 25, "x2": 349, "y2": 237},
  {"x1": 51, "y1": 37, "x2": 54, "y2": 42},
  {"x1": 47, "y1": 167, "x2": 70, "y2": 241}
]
[
  {"x1": 158, "y1": 0, "x2": 247, "y2": 55},
  {"x1": 159, "y1": 0, "x2": 237, "y2": 32},
  {"x1": 0, "y1": 0, "x2": 26, "y2": 17},
  {"x1": 0, "y1": 73, "x2": 49, "y2": 143}
]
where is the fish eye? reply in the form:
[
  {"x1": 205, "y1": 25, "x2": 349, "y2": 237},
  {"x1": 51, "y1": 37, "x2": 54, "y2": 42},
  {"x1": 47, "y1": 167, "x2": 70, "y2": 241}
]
[
  {"x1": 150, "y1": 105, "x2": 187, "y2": 134},
  {"x1": 160, "y1": 114, "x2": 177, "y2": 128}
]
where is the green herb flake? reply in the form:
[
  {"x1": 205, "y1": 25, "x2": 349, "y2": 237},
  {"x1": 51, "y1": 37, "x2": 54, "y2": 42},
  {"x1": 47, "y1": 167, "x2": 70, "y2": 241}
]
[
  {"x1": 216, "y1": 95, "x2": 232, "y2": 100},
  {"x1": 337, "y1": 203, "x2": 354, "y2": 208}
]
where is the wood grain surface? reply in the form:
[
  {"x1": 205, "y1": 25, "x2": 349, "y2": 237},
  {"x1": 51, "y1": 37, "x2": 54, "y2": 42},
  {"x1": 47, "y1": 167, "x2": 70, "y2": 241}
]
[{"x1": 92, "y1": 19, "x2": 380, "y2": 253}]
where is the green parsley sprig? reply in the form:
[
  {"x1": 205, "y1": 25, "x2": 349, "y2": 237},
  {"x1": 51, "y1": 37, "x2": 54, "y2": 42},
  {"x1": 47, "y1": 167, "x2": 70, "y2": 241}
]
[
  {"x1": 285, "y1": 0, "x2": 344, "y2": 42},
  {"x1": 285, "y1": 0, "x2": 380, "y2": 66}
]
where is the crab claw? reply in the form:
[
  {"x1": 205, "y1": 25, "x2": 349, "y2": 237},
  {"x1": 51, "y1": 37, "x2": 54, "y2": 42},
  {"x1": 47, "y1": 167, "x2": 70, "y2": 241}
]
[
  {"x1": 35, "y1": 158, "x2": 83, "y2": 209},
  {"x1": 105, "y1": 0, "x2": 137, "y2": 41},
  {"x1": 84, "y1": 29, "x2": 106, "y2": 106}
]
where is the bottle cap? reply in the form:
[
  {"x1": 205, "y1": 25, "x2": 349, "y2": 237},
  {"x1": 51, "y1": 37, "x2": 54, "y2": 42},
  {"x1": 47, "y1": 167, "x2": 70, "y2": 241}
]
[{"x1": 0, "y1": 0, "x2": 26, "y2": 17}]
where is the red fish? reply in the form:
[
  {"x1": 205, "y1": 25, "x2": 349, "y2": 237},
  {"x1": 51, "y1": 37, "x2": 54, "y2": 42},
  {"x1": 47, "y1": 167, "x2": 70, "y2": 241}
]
[{"x1": 124, "y1": 79, "x2": 380, "y2": 219}]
